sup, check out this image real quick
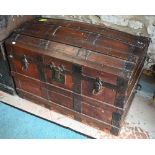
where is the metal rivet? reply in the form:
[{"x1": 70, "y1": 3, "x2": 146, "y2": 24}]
[
  {"x1": 9, "y1": 54, "x2": 13, "y2": 58},
  {"x1": 12, "y1": 41, "x2": 16, "y2": 44}
]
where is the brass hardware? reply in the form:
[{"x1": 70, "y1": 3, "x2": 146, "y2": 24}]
[
  {"x1": 92, "y1": 77, "x2": 104, "y2": 95},
  {"x1": 22, "y1": 55, "x2": 29, "y2": 71},
  {"x1": 49, "y1": 62, "x2": 65, "y2": 84}
]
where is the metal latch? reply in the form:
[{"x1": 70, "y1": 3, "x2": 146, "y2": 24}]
[
  {"x1": 49, "y1": 62, "x2": 65, "y2": 84},
  {"x1": 92, "y1": 77, "x2": 104, "y2": 95}
]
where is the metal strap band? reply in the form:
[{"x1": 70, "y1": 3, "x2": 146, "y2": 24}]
[{"x1": 72, "y1": 64, "x2": 82, "y2": 114}]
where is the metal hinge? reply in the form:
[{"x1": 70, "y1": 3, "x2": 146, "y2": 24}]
[{"x1": 39, "y1": 39, "x2": 50, "y2": 50}]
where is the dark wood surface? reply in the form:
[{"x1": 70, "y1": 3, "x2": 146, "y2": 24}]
[{"x1": 5, "y1": 18, "x2": 150, "y2": 135}]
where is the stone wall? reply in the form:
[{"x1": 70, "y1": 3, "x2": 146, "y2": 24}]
[
  {"x1": 42, "y1": 15, "x2": 155, "y2": 69},
  {"x1": 0, "y1": 15, "x2": 35, "y2": 41}
]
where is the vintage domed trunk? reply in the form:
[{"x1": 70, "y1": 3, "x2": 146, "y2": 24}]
[{"x1": 5, "y1": 18, "x2": 150, "y2": 135}]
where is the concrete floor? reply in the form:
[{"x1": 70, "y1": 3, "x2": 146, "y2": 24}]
[
  {"x1": 126, "y1": 94, "x2": 155, "y2": 138},
  {"x1": 126, "y1": 74, "x2": 155, "y2": 138}
]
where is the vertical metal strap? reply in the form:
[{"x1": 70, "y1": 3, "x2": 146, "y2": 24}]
[
  {"x1": 34, "y1": 57, "x2": 47, "y2": 100},
  {"x1": 110, "y1": 112, "x2": 122, "y2": 136},
  {"x1": 72, "y1": 64, "x2": 82, "y2": 115},
  {"x1": 114, "y1": 76, "x2": 128, "y2": 108},
  {"x1": 111, "y1": 112, "x2": 121, "y2": 128},
  {"x1": 37, "y1": 56, "x2": 46, "y2": 82},
  {"x1": 110, "y1": 127, "x2": 120, "y2": 136}
]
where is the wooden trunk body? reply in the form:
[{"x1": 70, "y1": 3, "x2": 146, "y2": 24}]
[{"x1": 5, "y1": 18, "x2": 150, "y2": 135}]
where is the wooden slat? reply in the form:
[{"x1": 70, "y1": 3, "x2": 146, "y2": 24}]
[
  {"x1": 31, "y1": 18, "x2": 143, "y2": 47},
  {"x1": 16, "y1": 21, "x2": 141, "y2": 60}
]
